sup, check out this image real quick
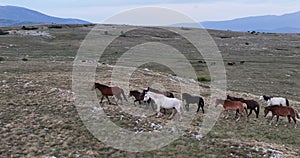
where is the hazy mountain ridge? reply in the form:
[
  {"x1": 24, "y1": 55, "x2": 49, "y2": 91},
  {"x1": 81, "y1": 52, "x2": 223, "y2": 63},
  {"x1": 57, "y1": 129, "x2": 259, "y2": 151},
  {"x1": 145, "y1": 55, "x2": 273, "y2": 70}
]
[
  {"x1": 0, "y1": 6, "x2": 91, "y2": 26},
  {"x1": 173, "y1": 11, "x2": 300, "y2": 33},
  {"x1": 202, "y1": 11, "x2": 300, "y2": 33}
]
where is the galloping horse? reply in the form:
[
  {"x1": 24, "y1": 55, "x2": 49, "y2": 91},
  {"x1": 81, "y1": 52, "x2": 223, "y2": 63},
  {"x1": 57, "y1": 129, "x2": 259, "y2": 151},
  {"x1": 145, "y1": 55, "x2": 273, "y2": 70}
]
[
  {"x1": 129, "y1": 90, "x2": 154, "y2": 109},
  {"x1": 264, "y1": 105, "x2": 300, "y2": 128},
  {"x1": 143, "y1": 91, "x2": 183, "y2": 120},
  {"x1": 215, "y1": 99, "x2": 248, "y2": 121},
  {"x1": 259, "y1": 95, "x2": 289, "y2": 106},
  {"x1": 93, "y1": 82, "x2": 128, "y2": 104},
  {"x1": 182, "y1": 93, "x2": 205, "y2": 113},
  {"x1": 227, "y1": 95, "x2": 260, "y2": 118},
  {"x1": 142, "y1": 87, "x2": 175, "y2": 113},
  {"x1": 142, "y1": 87, "x2": 174, "y2": 98}
]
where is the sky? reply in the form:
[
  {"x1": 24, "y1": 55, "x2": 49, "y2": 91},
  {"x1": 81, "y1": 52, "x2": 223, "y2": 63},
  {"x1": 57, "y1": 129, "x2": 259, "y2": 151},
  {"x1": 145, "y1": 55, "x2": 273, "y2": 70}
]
[{"x1": 1, "y1": 0, "x2": 300, "y2": 23}]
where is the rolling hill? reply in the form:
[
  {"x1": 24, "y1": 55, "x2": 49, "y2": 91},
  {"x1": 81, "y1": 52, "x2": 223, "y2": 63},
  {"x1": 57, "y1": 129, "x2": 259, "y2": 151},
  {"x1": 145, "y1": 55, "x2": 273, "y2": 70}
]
[{"x1": 0, "y1": 5, "x2": 91, "y2": 26}]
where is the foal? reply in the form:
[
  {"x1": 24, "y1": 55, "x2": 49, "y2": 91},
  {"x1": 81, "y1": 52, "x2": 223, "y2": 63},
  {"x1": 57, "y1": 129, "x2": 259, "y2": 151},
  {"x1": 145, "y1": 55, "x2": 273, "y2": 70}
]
[
  {"x1": 264, "y1": 105, "x2": 300, "y2": 128},
  {"x1": 215, "y1": 99, "x2": 248, "y2": 121}
]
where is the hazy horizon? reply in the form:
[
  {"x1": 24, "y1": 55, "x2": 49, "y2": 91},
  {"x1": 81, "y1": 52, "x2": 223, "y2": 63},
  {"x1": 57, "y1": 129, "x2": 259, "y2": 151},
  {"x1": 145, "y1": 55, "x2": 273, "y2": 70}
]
[{"x1": 1, "y1": 1, "x2": 300, "y2": 24}]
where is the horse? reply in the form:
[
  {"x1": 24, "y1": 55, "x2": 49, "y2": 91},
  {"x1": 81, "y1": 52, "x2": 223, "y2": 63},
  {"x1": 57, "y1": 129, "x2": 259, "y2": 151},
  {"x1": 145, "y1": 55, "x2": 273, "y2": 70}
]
[
  {"x1": 215, "y1": 99, "x2": 248, "y2": 121},
  {"x1": 142, "y1": 87, "x2": 174, "y2": 98},
  {"x1": 264, "y1": 105, "x2": 300, "y2": 128},
  {"x1": 142, "y1": 87, "x2": 175, "y2": 113},
  {"x1": 227, "y1": 95, "x2": 260, "y2": 118},
  {"x1": 182, "y1": 93, "x2": 205, "y2": 113},
  {"x1": 143, "y1": 91, "x2": 183, "y2": 120},
  {"x1": 259, "y1": 95, "x2": 289, "y2": 106},
  {"x1": 93, "y1": 82, "x2": 128, "y2": 104},
  {"x1": 128, "y1": 90, "x2": 154, "y2": 109},
  {"x1": 129, "y1": 90, "x2": 143, "y2": 105}
]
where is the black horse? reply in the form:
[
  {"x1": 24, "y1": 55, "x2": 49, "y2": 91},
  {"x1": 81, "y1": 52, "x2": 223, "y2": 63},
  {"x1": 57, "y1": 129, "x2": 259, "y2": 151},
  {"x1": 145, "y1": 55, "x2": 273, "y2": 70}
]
[
  {"x1": 227, "y1": 95, "x2": 260, "y2": 118},
  {"x1": 182, "y1": 93, "x2": 205, "y2": 113}
]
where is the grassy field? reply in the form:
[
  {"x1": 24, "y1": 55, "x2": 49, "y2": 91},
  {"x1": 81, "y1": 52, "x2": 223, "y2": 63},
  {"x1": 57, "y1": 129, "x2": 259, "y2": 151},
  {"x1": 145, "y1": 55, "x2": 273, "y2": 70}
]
[{"x1": 1, "y1": 24, "x2": 300, "y2": 157}]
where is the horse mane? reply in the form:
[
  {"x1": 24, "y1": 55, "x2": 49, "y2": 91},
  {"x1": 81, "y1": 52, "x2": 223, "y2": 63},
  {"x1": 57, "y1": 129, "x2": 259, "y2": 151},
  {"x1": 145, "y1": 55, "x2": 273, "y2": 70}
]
[
  {"x1": 130, "y1": 90, "x2": 140, "y2": 93},
  {"x1": 95, "y1": 82, "x2": 109, "y2": 88},
  {"x1": 263, "y1": 95, "x2": 272, "y2": 101}
]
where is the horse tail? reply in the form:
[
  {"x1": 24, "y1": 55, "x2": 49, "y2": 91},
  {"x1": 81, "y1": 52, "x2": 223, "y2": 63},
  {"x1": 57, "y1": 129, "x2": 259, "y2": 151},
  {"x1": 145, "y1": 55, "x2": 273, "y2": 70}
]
[
  {"x1": 293, "y1": 108, "x2": 300, "y2": 120},
  {"x1": 121, "y1": 89, "x2": 128, "y2": 102},
  {"x1": 285, "y1": 98, "x2": 289, "y2": 106},
  {"x1": 256, "y1": 103, "x2": 260, "y2": 115}
]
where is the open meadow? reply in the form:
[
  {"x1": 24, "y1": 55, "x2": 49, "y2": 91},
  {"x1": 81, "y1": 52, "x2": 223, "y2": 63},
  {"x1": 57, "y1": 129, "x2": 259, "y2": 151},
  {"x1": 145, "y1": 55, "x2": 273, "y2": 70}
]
[{"x1": 0, "y1": 24, "x2": 300, "y2": 157}]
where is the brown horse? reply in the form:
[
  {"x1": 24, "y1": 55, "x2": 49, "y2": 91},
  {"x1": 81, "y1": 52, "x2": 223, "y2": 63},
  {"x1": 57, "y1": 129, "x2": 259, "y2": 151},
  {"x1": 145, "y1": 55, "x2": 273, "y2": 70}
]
[
  {"x1": 264, "y1": 105, "x2": 300, "y2": 128},
  {"x1": 227, "y1": 95, "x2": 260, "y2": 118},
  {"x1": 93, "y1": 82, "x2": 128, "y2": 104},
  {"x1": 215, "y1": 99, "x2": 248, "y2": 121}
]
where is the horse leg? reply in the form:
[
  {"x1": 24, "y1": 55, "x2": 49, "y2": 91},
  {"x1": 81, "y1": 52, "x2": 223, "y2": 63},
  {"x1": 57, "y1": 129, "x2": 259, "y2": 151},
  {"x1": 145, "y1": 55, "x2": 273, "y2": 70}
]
[
  {"x1": 106, "y1": 96, "x2": 112, "y2": 104},
  {"x1": 185, "y1": 103, "x2": 190, "y2": 111},
  {"x1": 156, "y1": 105, "x2": 162, "y2": 118},
  {"x1": 235, "y1": 110, "x2": 239, "y2": 118},
  {"x1": 248, "y1": 109, "x2": 253, "y2": 117},
  {"x1": 175, "y1": 106, "x2": 182, "y2": 121},
  {"x1": 168, "y1": 109, "x2": 176, "y2": 119},
  {"x1": 100, "y1": 96, "x2": 104, "y2": 103},
  {"x1": 269, "y1": 114, "x2": 274, "y2": 125},
  {"x1": 292, "y1": 116, "x2": 297, "y2": 128},
  {"x1": 236, "y1": 109, "x2": 242, "y2": 121},
  {"x1": 275, "y1": 115, "x2": 279, "y2": 126},
  {"x1": 286, "y1": 116, "x2": 291, "y2": 127}
]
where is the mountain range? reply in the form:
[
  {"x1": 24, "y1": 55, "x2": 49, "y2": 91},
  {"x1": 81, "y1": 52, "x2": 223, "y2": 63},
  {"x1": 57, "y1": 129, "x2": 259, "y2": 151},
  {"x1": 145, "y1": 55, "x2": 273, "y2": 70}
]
[
  {"x1": 201, "y1": 11, "x2": 300, "y2": 33},
  {"x1": 1, "y1": 5, "x2": 300, "y2": 33},
  {"x1": 0, "y1": 6, "x2": 90, "y2": 26}
]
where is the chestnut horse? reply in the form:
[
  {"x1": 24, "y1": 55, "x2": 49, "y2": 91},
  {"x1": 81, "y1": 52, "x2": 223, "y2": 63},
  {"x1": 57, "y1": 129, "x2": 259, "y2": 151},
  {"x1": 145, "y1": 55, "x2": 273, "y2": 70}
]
[
  {"x1": 264, "y1": 105, "x2": 300, "y2": 128},
  {"x1": 93, "y1": 82, "x2": 128, "y2": 104},
  {"x1": 227, "y1": 95, "x2": 260, "y2": 118},
  {"x1": 215, "y1": 99, "x2": 248, "y2": 121}
]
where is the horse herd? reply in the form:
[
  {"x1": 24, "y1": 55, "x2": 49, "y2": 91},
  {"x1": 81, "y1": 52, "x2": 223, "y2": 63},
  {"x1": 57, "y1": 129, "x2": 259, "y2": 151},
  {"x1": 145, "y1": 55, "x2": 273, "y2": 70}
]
[{"x1": 93, "y1": 82, "x2": 300, "y2": 128}]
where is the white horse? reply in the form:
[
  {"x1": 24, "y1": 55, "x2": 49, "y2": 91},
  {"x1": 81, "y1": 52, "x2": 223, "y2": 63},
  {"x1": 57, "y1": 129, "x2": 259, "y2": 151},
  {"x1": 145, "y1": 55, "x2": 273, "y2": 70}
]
[
  {"x1": 143, "y1": 91, "x2": 183, "y2": 120},
  {"x1": 259, "y1": 95, "x2": 289, "y2": 106}
]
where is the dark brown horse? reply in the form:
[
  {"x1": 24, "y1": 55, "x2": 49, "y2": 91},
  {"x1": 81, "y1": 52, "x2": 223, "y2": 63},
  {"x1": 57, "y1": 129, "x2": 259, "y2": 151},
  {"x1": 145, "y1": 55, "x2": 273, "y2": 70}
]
[
  {"x1": 93, "y1": 82, "x2": 128, "y2": 104},
  {"x1": 129, "y1": 90, "x2": 154, "y2": 109},
  {"x1": 227, "y1": 95, "x2": 260, "y2": 118},
  {"x1": 215, "y1": 99, "x2": 248, "y2": 121},
  {"x1": 264, "y1": 105, "x2": 300, "y2": 128}
]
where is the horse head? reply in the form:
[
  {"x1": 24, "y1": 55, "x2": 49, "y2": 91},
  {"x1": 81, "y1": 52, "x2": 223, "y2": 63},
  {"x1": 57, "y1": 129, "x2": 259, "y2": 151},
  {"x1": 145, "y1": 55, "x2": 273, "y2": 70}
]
[
  {"x1": 215, "y1": 99, "x2": 224, "y2": 107},
  {"x1": 143, "y1": 91, "x2": 151, "y2": 102}
]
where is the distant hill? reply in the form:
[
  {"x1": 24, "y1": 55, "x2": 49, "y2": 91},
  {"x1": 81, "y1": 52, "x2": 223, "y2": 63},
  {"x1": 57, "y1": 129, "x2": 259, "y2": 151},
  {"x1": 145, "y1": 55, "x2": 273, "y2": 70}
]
[
  {"x1": 0, "y1": 6, "x2": 91, "y2": 26},
  {"x1": 174, "y1": 11, "x2": 300, "y2": 33}
]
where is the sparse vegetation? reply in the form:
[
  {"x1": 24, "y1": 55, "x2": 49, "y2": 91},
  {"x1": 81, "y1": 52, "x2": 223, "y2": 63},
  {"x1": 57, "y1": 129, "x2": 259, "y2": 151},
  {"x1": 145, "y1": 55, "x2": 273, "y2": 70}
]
[
  {"x1": 197, "y1": 76, "x2": 211, "y2": 82},
  {"x1": 1, "y1": 24, "x2": 300, "y2": 157}
]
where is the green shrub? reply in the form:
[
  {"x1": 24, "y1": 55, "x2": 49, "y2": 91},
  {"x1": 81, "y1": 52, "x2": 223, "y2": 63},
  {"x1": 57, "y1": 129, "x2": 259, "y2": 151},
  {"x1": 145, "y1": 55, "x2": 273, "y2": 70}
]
[{"x1": 197, "y1": 76, "x2": 211, "y2": 82}]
